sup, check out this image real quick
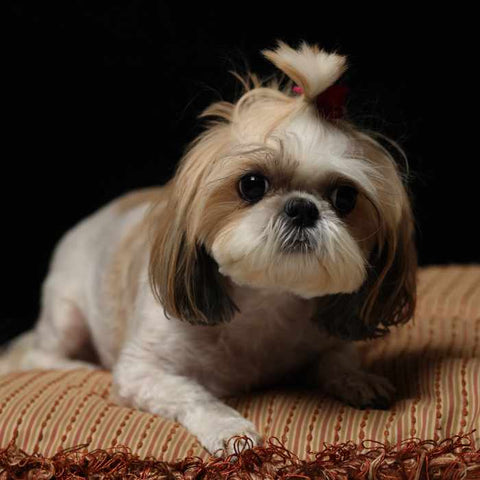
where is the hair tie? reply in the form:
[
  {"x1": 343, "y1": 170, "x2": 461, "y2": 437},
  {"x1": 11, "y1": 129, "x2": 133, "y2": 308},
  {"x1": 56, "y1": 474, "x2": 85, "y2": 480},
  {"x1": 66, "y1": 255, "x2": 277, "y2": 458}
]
[{"x1": 293, "y1": 84, "x2": 348, "y2": 120}]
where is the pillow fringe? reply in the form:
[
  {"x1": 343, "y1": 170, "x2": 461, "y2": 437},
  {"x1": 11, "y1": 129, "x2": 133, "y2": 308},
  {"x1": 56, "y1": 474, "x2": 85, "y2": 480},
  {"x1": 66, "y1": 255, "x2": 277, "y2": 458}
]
[{"x1": 1, "y1": 432, "x2": 479, "y2": 479}]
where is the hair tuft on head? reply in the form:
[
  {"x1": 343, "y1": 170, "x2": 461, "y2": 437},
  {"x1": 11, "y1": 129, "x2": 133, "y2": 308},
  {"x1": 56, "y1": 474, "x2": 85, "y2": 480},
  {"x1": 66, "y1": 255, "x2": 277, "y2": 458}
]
[{"x1": 262, "y1": 41, "x2": 347, "y2": 102}]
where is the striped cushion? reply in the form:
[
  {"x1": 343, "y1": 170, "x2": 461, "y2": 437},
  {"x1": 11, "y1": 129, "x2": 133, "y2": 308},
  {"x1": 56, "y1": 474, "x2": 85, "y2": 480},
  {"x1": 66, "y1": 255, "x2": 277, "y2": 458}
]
[{"x1": 0, "y1": 265, "x2": 478, "y2": 460}]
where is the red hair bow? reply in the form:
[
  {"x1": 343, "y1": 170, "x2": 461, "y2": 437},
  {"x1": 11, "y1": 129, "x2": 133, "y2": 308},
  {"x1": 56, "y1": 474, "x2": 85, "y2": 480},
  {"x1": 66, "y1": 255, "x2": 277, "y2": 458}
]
[{"x1": 293, "y1": 84, "x2": 349, "y2": 120}]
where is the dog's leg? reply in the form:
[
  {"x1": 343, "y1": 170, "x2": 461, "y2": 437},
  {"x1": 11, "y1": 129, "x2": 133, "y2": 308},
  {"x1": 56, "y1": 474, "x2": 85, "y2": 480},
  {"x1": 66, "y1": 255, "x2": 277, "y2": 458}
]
[
  {"x1": 112, "y1": 349, "x2": 261, "y2": 456},
  {"x1": 305, "y1": 343, "x2": 395, "y2": 409},
  {"x1": 3, "y1": 277, "x2": 97, "y2": 372}
]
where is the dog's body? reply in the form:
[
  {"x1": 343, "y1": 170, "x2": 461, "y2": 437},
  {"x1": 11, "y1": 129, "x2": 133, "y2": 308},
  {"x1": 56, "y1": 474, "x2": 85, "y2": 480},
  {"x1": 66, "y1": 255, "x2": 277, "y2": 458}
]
[
  {"x1": 1, "y1": 43, "x2": 416, "y2": 454},
  {"x1": 3, "y1": 185, "x2": 393, "y2": 452}
]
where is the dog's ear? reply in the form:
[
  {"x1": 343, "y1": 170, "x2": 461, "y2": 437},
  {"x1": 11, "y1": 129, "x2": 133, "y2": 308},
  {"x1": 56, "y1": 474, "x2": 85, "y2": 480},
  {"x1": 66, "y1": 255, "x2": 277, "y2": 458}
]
[
  {"x1": 317, "y1": 207, "x2": 417, "y2": 341},
  {"x1": 148, "y1": 204, "x2": 237, "y2": 326}
]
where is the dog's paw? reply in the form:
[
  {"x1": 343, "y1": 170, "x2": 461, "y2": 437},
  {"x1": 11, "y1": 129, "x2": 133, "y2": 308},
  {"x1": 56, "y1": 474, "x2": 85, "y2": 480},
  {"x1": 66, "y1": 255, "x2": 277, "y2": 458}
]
[
  {"x1": 200, "y1": 417, "x2": 262, "y2": 457},
  {"x1": 324, "y1": 370, "x2": 395, "y2": 410}
]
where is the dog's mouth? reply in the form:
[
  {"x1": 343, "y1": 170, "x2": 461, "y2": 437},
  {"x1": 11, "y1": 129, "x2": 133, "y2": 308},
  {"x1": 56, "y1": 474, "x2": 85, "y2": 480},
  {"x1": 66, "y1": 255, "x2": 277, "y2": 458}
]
[{"x1": 278, "y1": 225, "x2": 318, "y2": 253}]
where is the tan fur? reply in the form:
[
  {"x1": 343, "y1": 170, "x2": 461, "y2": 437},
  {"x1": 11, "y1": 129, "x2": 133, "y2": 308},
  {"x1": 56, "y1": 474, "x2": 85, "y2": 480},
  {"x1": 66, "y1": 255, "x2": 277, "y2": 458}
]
[
  {"x1": 103, "y1": 220, "x2": 149, "y2": 357},
  {"x1": 344, "y1": 194, "x2": 379, "y2": 256},
  {"x1": 105, "y1": 186, "x2": 171, "y2": 357}
]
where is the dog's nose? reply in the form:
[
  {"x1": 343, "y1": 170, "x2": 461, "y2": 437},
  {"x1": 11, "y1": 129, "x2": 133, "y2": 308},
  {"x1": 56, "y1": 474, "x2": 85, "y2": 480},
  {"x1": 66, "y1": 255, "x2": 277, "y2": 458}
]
[{"x1": 284, "y1": 198, "x2": 319, "y2": 227}]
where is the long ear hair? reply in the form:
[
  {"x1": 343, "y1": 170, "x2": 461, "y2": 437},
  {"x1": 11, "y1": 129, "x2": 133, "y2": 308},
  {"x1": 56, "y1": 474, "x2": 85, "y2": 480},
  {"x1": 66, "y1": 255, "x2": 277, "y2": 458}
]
[
  {"x1": 317, "y1": 142, "x2": 417, "y2": 341},
  {"x1": 318, "y1": 208, "x2": 416, "y2": 340},
  {"x1": 149, "y1": 220, "x2": 237, "y2": 325},
  {"x1": 148, "y1": 124, "x2": 238, "y2": 326}
]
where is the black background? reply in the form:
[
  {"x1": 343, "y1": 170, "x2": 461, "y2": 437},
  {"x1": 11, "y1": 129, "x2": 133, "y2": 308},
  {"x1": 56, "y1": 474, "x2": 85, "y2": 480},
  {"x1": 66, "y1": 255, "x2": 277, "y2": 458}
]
[{"x1": 2, "y1": 2, "x2": 478, "y2": 342}]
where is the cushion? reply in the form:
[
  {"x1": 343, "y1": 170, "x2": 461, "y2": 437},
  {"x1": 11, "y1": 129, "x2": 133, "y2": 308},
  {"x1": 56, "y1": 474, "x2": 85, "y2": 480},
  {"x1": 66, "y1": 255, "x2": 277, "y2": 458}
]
[{"x1": 0, "y1": 266, "x2": 479, "y2": 469}]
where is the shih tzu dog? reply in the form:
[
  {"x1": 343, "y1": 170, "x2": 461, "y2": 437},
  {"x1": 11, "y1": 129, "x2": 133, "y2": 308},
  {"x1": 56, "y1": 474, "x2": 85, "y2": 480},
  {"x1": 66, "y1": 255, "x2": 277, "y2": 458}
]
[{"x1": 1, "y1": 42, "x2": 416, "y2": 455}]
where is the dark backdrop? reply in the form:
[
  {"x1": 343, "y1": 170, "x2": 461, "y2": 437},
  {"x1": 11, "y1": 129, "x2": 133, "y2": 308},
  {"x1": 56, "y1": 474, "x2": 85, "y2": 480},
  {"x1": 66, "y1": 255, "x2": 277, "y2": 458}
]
[{"x1": 2, "y1": 1, "x2": 478, "y2": 341}]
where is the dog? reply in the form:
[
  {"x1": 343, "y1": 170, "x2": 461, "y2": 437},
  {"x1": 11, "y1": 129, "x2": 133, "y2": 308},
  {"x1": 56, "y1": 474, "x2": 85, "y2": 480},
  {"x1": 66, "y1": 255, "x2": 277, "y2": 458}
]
[{"x1": 0, "y1": 42, "x2": 416, "y2": 455}]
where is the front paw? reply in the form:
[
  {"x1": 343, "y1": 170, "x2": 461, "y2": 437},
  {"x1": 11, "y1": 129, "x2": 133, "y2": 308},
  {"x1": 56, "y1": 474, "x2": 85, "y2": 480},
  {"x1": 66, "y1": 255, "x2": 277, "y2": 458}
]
[
  {"x1": 200, "y1": 417, "x2": 262, "y2": 456},
  {"x1": 324, "y1": 371, "x2": 395, "y2": 410}
]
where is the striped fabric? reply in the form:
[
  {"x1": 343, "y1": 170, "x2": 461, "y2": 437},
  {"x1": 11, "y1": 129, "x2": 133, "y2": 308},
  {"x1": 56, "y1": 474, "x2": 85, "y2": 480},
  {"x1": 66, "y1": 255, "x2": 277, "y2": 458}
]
[{"x1": 0, "y1": 265, "x2": 478, "y2": 460}]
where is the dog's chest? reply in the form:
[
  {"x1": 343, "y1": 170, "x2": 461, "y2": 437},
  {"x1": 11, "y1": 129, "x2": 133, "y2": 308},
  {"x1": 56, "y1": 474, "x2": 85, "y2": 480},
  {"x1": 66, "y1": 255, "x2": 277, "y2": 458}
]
[{"x1": 175, "y1": 289, "x2": 333, "y2": 395}]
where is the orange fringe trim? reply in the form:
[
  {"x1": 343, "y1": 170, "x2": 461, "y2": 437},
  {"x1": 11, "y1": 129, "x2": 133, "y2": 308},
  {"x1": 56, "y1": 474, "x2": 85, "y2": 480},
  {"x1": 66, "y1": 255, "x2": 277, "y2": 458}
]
[{"x1": 1, "y1": 434, "x2": 479, "y2": 479}]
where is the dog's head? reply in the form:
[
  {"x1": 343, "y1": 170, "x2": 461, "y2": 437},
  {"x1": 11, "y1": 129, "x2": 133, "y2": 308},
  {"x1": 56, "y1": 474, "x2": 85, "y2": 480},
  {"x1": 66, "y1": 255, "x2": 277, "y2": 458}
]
[{"x1": 149, "y1": 42, "x2": 416, "y2": 339}]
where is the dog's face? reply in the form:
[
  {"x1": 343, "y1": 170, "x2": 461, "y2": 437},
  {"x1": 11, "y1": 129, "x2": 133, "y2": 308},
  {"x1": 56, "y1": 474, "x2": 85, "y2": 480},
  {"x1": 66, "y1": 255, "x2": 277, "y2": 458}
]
[
  {"x1": 207, "y1": 108, "x2": 383, "y2": 299},
  {"x1": 149, "y1": 42, "x2": 416, "y2": 339}
]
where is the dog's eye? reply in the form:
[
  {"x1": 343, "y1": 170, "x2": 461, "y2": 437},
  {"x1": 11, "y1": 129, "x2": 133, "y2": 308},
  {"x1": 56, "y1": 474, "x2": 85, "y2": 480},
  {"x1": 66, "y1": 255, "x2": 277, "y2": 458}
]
[
  {"x1": 330, "y1": 185, "x2": 358, "y2": 215},
  {"x1": 238, "y1": 174, "x2": 269, "y2": 202}
]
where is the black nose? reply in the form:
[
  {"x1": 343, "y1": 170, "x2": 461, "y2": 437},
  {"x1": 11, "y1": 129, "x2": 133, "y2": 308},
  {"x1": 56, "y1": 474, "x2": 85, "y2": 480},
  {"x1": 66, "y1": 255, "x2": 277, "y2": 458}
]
[{"x1": 284, "y1": 198, "x2": 319, "y2": 227}]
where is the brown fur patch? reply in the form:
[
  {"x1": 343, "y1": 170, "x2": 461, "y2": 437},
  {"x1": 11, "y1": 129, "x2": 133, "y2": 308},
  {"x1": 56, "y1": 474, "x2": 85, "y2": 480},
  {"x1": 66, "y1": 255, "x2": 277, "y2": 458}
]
[
  {"x1": 104, "y1": 221, "x2": 149, "y2": 357},
  {"x1": 345, "y1": 194, "x2": 380, "y2": 257},
  {"x1": 104, "y1": 185, "x2": 172, "y2": 358}
]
